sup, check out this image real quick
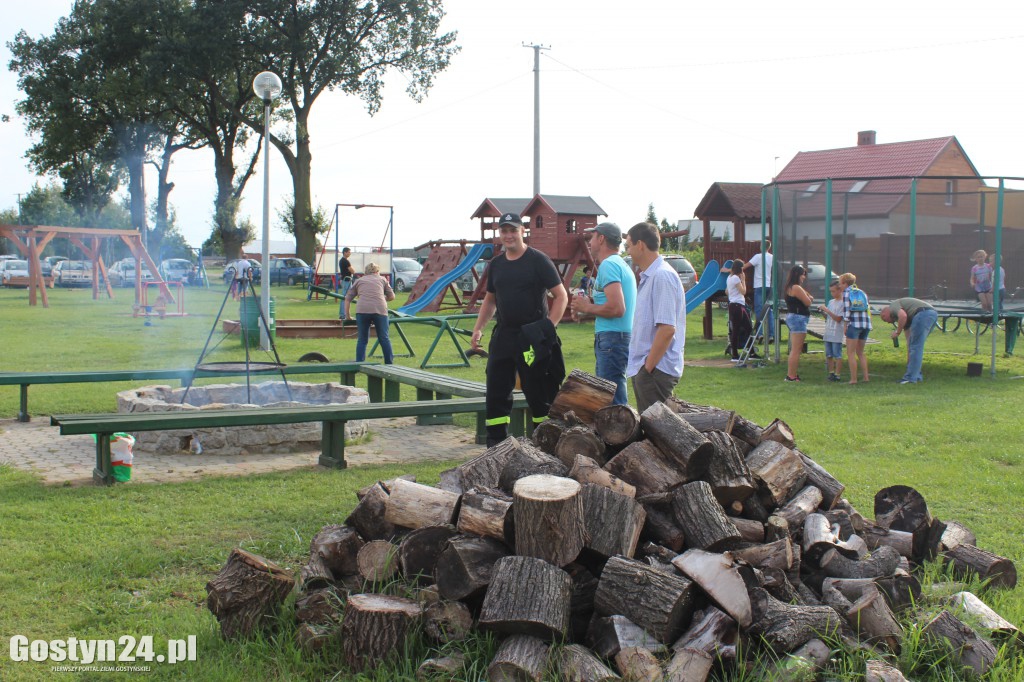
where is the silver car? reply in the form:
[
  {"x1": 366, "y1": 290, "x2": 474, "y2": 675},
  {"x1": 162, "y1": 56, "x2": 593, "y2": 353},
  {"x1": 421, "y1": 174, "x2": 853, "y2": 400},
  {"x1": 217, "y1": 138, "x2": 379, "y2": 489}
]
[
  {"x1": 1, "y1": 259, "x2": 30, "y2": 287},
  {"x1": 108, "y1": 259, "x2": 156, "y2": 287},
  {"x1": 623, "y1": 255, "x2": 698, "y2": 291},
  {"x1": 391, "y1": 257, "x2": 422, "y2": 292},
  {"x1": 54, "y1": 260, "x2": 93, "y2": 287}
]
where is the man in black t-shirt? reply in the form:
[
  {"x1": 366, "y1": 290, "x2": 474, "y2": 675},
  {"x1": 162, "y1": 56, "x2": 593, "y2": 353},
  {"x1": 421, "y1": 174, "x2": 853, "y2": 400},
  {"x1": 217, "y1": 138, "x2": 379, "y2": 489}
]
[
  {"x1": 471, "y1": 213, "x2": 568, "y2": 446},
  {"x1": 338, "y1": 247, "x2": 354, "y2": 319}
]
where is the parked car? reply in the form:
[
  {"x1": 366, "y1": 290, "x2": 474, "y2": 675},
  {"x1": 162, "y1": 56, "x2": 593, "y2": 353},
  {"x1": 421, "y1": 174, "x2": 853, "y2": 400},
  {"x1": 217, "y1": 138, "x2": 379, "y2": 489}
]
[
  {"x1": 159, "y1": 258, "x2": 203, "y2": 285},
  {"x1": 780, "y1": 261, "x2": 838, "y2": 298},
  {"x1": 391, "y1": 257, "x2": 422, "y2": 292},
  {"x1": 53, "y1": 260, "x2": 93, "y2": 287},
  {"x1": 1, "y1": 259, "x2": 30, "y2": 287},
  {"x1": 44, "y1": 256, "x2": 68, "y2": 269},
  {"x1": 108, "y1": 259, "x2": 156, "y2": 287},
  {"x1": 267, "y1": 257, "x2": 312, "y2": 286},
  {"x1": 623, "y1": 254, "x2": 699, "y2": 291},
  {"x1": 222, "y1": 259, "x2": 262, "y2": 285},
  {"x1": 456, "y1": 260, "x2": 488, "y2": 293}
]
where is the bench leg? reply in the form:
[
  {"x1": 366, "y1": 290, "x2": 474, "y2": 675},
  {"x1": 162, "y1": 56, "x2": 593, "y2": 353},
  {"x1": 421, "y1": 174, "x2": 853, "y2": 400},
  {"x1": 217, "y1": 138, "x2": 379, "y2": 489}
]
[
  {"x1": 416, "y1": 388, "x2": 454, "y2": 426},
  {"x1": 318, "y1": 420, "x2": 348, "y2": 469},
  {"x1": 18, "y1": 384, "x2": 30, "y2": 423},
  {"x1": 475, "y1": 412, "x2": 487, "y2": 445},
  {"x1": 384, "y1": 379, "x2": 400, "y2": 403},
  {"x1": 93, "y1": 434, "x2": 113, "y2": 485},
  {"x1": 367, "y1": 375, "x2": 383, "y2": 402}
]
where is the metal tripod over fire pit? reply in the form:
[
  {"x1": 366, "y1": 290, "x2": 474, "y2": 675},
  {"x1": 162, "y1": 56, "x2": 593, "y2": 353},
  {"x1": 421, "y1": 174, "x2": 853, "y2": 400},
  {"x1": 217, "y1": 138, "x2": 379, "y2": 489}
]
[{"x1": 182, "y1": 275, "x2": 291, "y2": 404}]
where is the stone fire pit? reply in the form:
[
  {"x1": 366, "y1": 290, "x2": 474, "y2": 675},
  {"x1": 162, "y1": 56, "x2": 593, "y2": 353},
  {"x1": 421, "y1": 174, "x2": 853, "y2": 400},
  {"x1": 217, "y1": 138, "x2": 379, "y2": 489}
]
[{"x1": 116, "y1": 381, "x2": 369, "y2": 455}]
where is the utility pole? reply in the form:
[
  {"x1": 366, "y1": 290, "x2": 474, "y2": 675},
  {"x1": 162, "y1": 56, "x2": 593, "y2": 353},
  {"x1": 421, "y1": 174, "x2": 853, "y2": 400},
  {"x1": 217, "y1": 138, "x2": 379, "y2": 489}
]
[{"x1": 523, "y1": 43, "x2": 549, "y2": 197}]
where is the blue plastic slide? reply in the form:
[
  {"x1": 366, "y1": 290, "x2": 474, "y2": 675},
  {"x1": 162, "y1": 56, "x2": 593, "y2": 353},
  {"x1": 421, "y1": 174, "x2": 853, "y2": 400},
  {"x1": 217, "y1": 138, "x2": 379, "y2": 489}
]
[
  {"x1": 397, "y1": 243, "x2": 491, "y2": 315},
  {"x1": 684, "y1": 259, "x2": 733, "y2": 314}
]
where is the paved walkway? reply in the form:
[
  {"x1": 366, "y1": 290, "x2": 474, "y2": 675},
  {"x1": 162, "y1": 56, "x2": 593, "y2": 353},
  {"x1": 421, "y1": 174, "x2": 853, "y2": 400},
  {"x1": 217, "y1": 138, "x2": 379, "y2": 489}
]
[{"x1": 0, "y1": 417, "x2": 482, "y2": 486}]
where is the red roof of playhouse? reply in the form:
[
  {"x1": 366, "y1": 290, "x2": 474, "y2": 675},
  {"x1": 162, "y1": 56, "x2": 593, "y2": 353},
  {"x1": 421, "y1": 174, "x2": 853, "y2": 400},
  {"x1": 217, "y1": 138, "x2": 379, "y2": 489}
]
[
  {"x1": 522, "y1": 194, "x2": 606, "y2": 217},
  {"x1": 693, "y1": 182, "x2": 766, "y2": 222},
  {"x1": 471, "y1": 198, "x2": 532, "y2": 219},
  {"x1": 774, "y1": 135, "x2": 979, "y2": 217}
]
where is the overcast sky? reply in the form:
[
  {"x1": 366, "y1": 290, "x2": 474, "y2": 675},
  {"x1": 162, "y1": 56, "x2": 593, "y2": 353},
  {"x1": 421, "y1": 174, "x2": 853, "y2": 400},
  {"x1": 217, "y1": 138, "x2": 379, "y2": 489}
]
[{"x1": 2, "y1": 1, "x2": 1023, "y2": 254}]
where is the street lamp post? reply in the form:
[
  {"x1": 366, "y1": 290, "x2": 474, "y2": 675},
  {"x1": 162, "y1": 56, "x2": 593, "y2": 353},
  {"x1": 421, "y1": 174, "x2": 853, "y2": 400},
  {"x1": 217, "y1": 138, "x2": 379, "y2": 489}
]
[{"x1": 252, "y1": 71, "x2": 282, "y2": 351}]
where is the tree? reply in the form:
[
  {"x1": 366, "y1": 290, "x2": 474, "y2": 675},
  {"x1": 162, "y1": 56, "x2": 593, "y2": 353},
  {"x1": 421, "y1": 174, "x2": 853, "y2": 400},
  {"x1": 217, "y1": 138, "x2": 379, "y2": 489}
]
[{"x1": 236, "y1": 0, "x2": 460, "y2": 262}]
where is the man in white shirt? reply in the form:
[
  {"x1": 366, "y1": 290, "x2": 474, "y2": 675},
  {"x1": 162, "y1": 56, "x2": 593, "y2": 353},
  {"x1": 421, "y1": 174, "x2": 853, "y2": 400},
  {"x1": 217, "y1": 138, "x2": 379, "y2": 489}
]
[{"x1": 742, "y1": 241, "x2": 774, "y2": 341}]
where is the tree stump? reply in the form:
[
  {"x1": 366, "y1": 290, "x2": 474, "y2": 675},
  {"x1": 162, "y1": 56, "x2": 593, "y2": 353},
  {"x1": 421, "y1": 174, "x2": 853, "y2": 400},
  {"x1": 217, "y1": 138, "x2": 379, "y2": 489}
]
[
  {"x1": 943, "y1": 543, "x2": 1017, "y2": 589},
  {"x1": 593, "y1": 403, "x2": 642, "y2": 446},
  {"x1": 744, "y1": 441, "x2": 806, "y2": 508},
  {"x1": 587, "y1": 614, "x2": 666, "y2": 660},
  {"x1": 747, "y1": 587, "x2": 846, "y2": 653},
  {"x1": 554, "y1": 425, "x2": 608, "y2": 467},
  {"x1": 921, "y1": 609, "x2": 998, "y2": 677},
  {"x1": 340, "y1": 593, "x2": 423, "y2": 672},
  {"x1": 640, "y1": 401, "x2": 714, "y2": 480},
  {"x1": 671, "y1": 481, "x2": 742, "y2": 552},
  {"x1": 513, "y1": 474, "x2": 587, "y2": 567},
  {"x1": 569, "y1": 454, "x2": 636, "y2": 498},
  {"x1": 499, "y1": 441, "x2": 569, "y2": 493},
  {"x1": 556, "y1": 643, "x2": 620, "y2": 682},
  {"x1": 457, "y1": 486, "x2": 514, "y2": 543},
  {"x1": 309, "y1": 524, "x2": 364, "y2": 578},
  {"x1": 422, "y1": 600, "x2": 474, "y2": 643},
  {"x1": 205, "y1": 548, "x2": 295, "y2": 640},
  {"x1": 705, "y1": 430, "x2": 755, "y2": 504},
  {"x1": 356, "y1": 540, "x2": 399, "y2": 582},
  {"x1": 397, "y1": 525, "x2": 458, "y2": 585},
  {"x1": 580, "y1": 484, "x2": 646, "y2": 559},
  {"x1": 435, "y1": 534, "x2": 510, "y2": 600},
  {"x1": 548, "y1": 369, "x2": 616, "y2": 423},
  {"x1": 438, "y1": 436, "x2": 521, "y2": 493},
  {"x1": 604, "y1": 440, "x2": 687, "y2": 497},
  {"x1": 384, "y1": 478, "x2": 460, "y2": 529},
  {"x1": 594, "y1": 555, "x2": 696, "y2": 644},
  {"x1": 345, "y1": 482, "x2": 397, "y2": 541},
  {"x1": 487, "y1": 635, "x2": 550, "y2": 682},
  {"x1": 478, "y1": 555, "x2": 572, "y2": 640}
]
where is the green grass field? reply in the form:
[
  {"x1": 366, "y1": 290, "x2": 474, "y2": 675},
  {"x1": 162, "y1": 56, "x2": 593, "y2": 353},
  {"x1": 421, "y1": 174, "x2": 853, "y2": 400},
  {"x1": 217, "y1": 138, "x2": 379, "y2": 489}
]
[{"x1": 1, "y1": 276, "x2": 1022, "y2": 680}]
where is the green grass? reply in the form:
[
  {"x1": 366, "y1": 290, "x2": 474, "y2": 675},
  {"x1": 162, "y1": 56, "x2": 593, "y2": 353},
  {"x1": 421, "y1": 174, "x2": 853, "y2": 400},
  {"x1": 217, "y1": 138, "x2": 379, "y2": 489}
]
[{"x1": 1, "y1": 276, "x2": 1022, "y2": 680}]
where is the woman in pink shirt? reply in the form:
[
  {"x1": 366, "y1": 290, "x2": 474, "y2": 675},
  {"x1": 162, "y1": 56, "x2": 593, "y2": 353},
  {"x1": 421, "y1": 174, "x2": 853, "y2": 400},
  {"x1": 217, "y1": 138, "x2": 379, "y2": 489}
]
[{"x1": 344, "y1": 262, "x2": 396, "y2": 363}]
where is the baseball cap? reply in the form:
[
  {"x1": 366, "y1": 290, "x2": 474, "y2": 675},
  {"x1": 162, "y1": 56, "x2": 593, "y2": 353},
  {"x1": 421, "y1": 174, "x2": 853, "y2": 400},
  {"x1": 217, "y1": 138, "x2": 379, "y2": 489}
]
[
  {"x1": 499, "y1": 212, "x2": 524, "y2": 227},
  {"x1": 584, "y1": 222, "x2": 622, "y2": 243}
]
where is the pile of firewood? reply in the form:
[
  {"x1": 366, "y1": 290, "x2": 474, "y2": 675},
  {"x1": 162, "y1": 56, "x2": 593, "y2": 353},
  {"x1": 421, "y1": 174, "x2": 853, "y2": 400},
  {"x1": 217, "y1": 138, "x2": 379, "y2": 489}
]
[{"x1": 205, "y1": 369, "x2": 1019, "y2": 680}]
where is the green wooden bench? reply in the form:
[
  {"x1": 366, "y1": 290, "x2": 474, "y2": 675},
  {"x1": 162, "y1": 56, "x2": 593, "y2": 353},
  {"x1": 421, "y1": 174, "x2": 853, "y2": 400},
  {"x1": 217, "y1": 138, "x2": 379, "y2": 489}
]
[
  {"x1": 52, "y1": 396, "x2": 527, "y2": 485},
  {"x1": 0, "y1": 362, "x2": 372, "y2": 423}
]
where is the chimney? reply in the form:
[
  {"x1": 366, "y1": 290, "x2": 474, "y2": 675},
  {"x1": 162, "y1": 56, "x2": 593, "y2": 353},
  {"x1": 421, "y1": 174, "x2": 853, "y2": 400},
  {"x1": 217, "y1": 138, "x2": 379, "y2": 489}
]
[{"x1": 857, "y1": 130, "x2": 876, "y2": 146}]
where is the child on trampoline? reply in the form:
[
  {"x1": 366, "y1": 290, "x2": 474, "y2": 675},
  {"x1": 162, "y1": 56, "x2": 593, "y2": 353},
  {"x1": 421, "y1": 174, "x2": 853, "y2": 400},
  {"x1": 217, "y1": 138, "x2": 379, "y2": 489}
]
[
  {"x1": 818, "y1": 280, "x2": 845, "y2": 382},
  {"x1": 970, "y1": 249, "x2": 993, "y2": 312}
]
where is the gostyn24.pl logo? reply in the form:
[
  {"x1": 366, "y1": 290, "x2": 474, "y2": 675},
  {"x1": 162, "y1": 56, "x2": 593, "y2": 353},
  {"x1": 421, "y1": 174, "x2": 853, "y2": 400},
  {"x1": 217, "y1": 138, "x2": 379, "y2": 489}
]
[{"x1": 9, "y1": 635, "x2": 197, "y2": 665}]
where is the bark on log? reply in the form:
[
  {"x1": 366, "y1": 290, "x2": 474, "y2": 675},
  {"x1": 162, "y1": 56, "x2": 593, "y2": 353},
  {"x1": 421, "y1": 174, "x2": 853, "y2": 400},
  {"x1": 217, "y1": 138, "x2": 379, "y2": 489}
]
[
  {"x1": 340, "y1": 593, "x2": 423, "y2": 672},
  {"x1": 759, "y1": 417, "x2": 795, "y2": 447},
  {"x1": 745, "y1": 441, "x2": 807, "y2": 508},
  {"x1": 554, "y1": 426, "x2": 608, "y2": 467},
  {"x1": 819, "y1": 545, "x2": 901, "y2": 580},
  {"x1": 672, "y1": 549, "x2": 751, "y2": 628},
  {"x1": 384, "y1": 479, "x2": 460, "y2": 530},
  {"x1": 731, "y1": 516, "x2": 765, "y2": 543},
  {"x1": 862, "y1": 522, "x2": 914, "y2": 558},
  {"x1": 730, "y1": 414, "x2": 763, "y2": 447},
  {"x1": 741, "y1": 493, "x2": 771, "y2": 524},
  {"x1": 640, "y1": 401, "x2": 714, "y2": 481},
  {"x1": 747, "y1": 587, "x2": 847, "y2": 653},
  {"x1": 357, "y1": 474, "x2": 414, "y2": 500},
  {"x1": 499, "y1": 441, "x2": 569, "y2": 493},
  {"x1": 439, "y1": 436, "x2": 520, "y2": 493},
  {"x1": 864, "y1": 658, "x2": 911, "y2": 682},
  {"x1": 943, "y1": 543, "x2": 1018, "y2": 589},
  {"x1": 773, "y1": 485, "x2": 823, "y2": 529},
  {"x1": 670, "y1": 606, "x2": 737, "y2": 661},
  {"x1": 764, "y1": 514, "x2": 790, "y2": 542},
  {"x1": 614, "y1": 647, "x2": 663, "y2": 682},
  {"x1": 548, "y1": 369, "x2": 616, "y2": 424},
  {"x1": 567, "y1": 562, "x2": 601, "y2": 644},
  {"x1": 205, "y1": 548, "x2": 295, "y2": 640},
  {"x1": 604, "y1": 440, "x2": 687, "y2": 497},
  {"x1": 594, "y1": 555, "x2": 696, "y2": 644},
  {"x1": 947, "y1": 591, "x2": 1021, "y2": 642},
  {"x1": 345, "y1": 482, "x2": 397, "y2": 541},
  {"x1": 593, "y1": 403, "x2": 642, "y2": 446},
  {"x1": 676, "y1": 409, "x2": 736, "y2": 435},
  {"x1": 797, "y1": 452, "x2": 845, "y2": 510},
  {"x1": 846, "y1": 583, "x2": 903, "y2": 653},
  {"x1": 569, "y1": 454, "x2": 636, "y2": 498},
  {"x1": 729, "y1": 537, "x2": 794, "y2": 572},
  {"x1": 309, "y1": 524, "x2": 364, "y2": 578},
  {"x1": 671, "y1": 481, "x2": 742, "y2": 552},
  {"x1": 397, "y1": 525, "x2": 458, "y2": 585},
  {"x1": 417, "y1": 653, "x2": 466, "y2": 680},
  {"x1": 294, "y1": 586, "x2": 344, "y2": 625},
  {"x1": 435, "y1": 534, "x2": 510, "y2": 601},
  {"x1": 422, "y1": 600, "x2": 474, "y2": 643},
  {"x1": 457, "y1": 486, "x2": 514, "y2": 543},
  {"x1": 639, "y1": 501, "x2": 686, "y2": 552},
  {"x1": 533, "y1": 418, "x2": 569, "y2": 456},
  {"x1": 939, "y1": 520, "x2": 977, "y2": 552},
  {"x1": 921, "y1": 609, "x2": 998, "y2": 677},
  {"x1": 588, "y1": 614, "x2": 667, "y2": 660},
  {"x1": 487, "y1": 634, "x2": 549, "y2": 682},
  {"x1": 356, "y1": 540, "x2": 399, "y2": 582},
  {"x1": 823, "y1": 575, "x2": 922, "y2": 612},
  {"x1": 479, "y1": 555, "x2": 572, "y2": 640},
  {"x1": 556, "y1": 643, "x2": 620, "y2": 682},
  {"x1": 513, "y1": 474, "x2": 587, "y2": 567},
  {"x1": 581, "y1": 484, "x2": 646, "y2": 559},
  {"x1": 705, "y1": 430, "x2": 755, "y2": 505},
  {"x1": 299, "y1": 552, "x2": 334, "y2": 592},
  {"x1": 874, "y1": 484, "x2": 932, "y2": 534}
]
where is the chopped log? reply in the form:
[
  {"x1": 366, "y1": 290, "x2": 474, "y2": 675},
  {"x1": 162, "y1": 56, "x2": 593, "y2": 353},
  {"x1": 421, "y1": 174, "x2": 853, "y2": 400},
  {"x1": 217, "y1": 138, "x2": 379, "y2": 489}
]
[
  {"x1": 295, "y1": 622, "x2": 334, "y2": 652},
  {"x1": 731, "y1": 434, "x2": 752, "y2": 458},
  {"x1": 478, "y1": 555, "x2": 572, "y2": 640},
  {"x1": 921, "y1": 610, "x2": 998, "y2": 677},
  {"x1": 555, "y1": 425, "x2": 608, "y2": 467},
  {"x1": 833, "y1": 498, "x2": 869, "y2": 533},
  {"x1": 294, "y1": 586, "x2": 343, "y2": 625},
  {"x1": 569, "y1": 454, "x2": 636, "y2": 498},
  {"x1": 417, "y1": 652, "x2": 466, "y2": 681},
  {"x1": 760, "y1": 418, "x2": 795, "y2": 448},
  {"x1": 533, "y1": 418, "x2": 570, "y2": 455},
  {"x1": 864, "y1": 658, "x2": 911, "y2": 682},
  {"x1": 771, "y1": 638, "x2": 832, "y2": 682},
  {"x1": 823, "y1": 508, "x2": 856, "y2": 539},
  {"x1": 846, "y1": 584, "x2": 903, "y2": 653},
  {"x1": 729, "y1": 414, "x2": 763, "y2": 447},
  {"x1": 947, "y1": 591, "x2": 1021, "y2": 642},
  {"x1": 762, "y1": 567, "x2": 804, "y2": 605},
  {"x1": 819, "y1": 545, "x2": 901, "y2": 580},
  {"x1": 384, "y1": 479, "x2": 460, "y2": 529},
  {"x1": 940, "y1": 520, "x2": 977, "y2": 552},
  {"x1": 205, "y1": 548, "x2": 295, "y2": 640},
  {"x1": 309, "y1": 524, "x2": 364, "y2": 578},
  {"x1": 797, "y1": 452, "x2": 845, "y2": 510},
  {"x1": 556, "y1": 643, "x2": 620, "y2": 682},
  {"x1": 747, "y1": 587, "x2": 847, "y2": 653},
  {"x1": 487, "y1": 634, "x2": 550, "y2": 681},
  {"x1": 604, "y1": 440, "x2": 687, "y2": 497},
  {"x1": 593, "y1": 403, "x2": 642, "y2": 446},
  {"x1": 638, "y1": 541, "x2": 678, "y2": 565},
  {"x1": 581, "y1": 484, "x2": 646, "y2": 558},
  {"x1": 745, "y1": 441, "x2": 806, "y2": 508},
  {"x1": 874, "y1": 484, "x2": 932, "y2": 534},
  {"x1": 299, "y1": 552, "x2": 334, "y2": 592},
  {"x1": 823, "y1": 574, "x2": 922, "y2": 612},
  {"x1": 741, "y1": 493, "x2": 771, "y2": 524},
  {"x1": 640, "y1": 401, "x2": 714, "y2": 480},
  {"x1": 764, "y1": 514, "x2": 790, "y2": 542},
  {"x1": 861, "y1": 522, "x2": 914, "y2": 558},
  {"x1": 821, "y1": 577, "x2": 854, "y2": 615},
  {"x1": 594, "y1": 555, "x2": 696, "y2": 644},
  {"x1": 803, "y1": 513, "x2": 861, "y2": 563},
  {"x1": 435, "y1": 534, "x2": 510, "y2": 601},
  {"x1": 357, "y1": 473, "x2": 415, "y2": 500},
  {"x1": 943, "y1": 543, "x2": 1018, "y2": 589},
  {"x1": 922, "y1": 517, "x2": 948, "y2": 561},
  {"x1": 671, "y1": 481, "x2": 742, "y2": 552},
  {"x1": 422, "y1": 600, "x2": 474, "y2": 643},
  {"x1": 567, "y1": 562, "x2": 601, "y2": 644},
  {"x1": 588, "y1": 614, "x2": 667, "y2": 660},
  {"x1": 614, "y1": 647, "x2": 663, "y2": 682},
  {"x1": 705, "y1": 430, "x2": 755, "y2": 505},
  {"x1": 345, "y1": 482, "x2": 397, "y2": 541},
  {"x1": 670, "y1": 606, "x2": 737, "y2": 661},
  {"x1": 498, "y1": 441, "x2": 569, "y2": 493},
  {"x1": 639, "y1": 500, "x2": 686, "y2": 552},
  {"x1": 677, "y1": 409, "x2": 736, "y2": 435},
  {"x1": 397, "y1": 525, "x2": 458, "y2": 585},
  {"x1": 773, "y1": 485, "x2": 823, "y2": 529},
  {"x1": 413, "y1": 584, "x2": 441, "y2": 606},
  {"x1": 731, "y1": 516, "x2": 765, "y2": 543},
  {"x1": 548, "y1": 368, "x2": 616, "y2": 423},
  {"x1": 672, "y1": 549, "x2": 751, "y2": 628},
  {"x1": 439, "y1": 436, "x2": 520, "y2": 493},
  {"x1": 663, "y1": 648, "x2": 712, "y2": 682},
  {"x1": 729, "y1": 537, "x2": 794, "y2": 572},
  {"x1": 457, "y1": 486, "x2": 514, "y2": 543},
  {"x1": 356, "y1": 540, "x2": 399, "y2": 582},
  {"x1": 340, "y1": 593, "x2": 423, "y2": 672},
  {"x1": 513, "y1": 474, "x2": 587, "y2": 567}
]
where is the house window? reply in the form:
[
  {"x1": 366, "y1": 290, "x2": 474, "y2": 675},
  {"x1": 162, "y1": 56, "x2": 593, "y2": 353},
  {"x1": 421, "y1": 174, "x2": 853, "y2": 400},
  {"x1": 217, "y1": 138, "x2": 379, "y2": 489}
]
[
  {"x1": 565, "y1": 219, "x2": 577, "y2": 233},
  {"x1": 945, "y1": 180, "x2": 956, "y2": 206},
  {"x1": 801, "y1": 183, "x2": 820, "y2": 198},
  {"x1": 850, "y1": 180, "x2": 868, "y2": 193},
  {"x1": 534, "y1": 215, "x2": 543, "y2": 228}
]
